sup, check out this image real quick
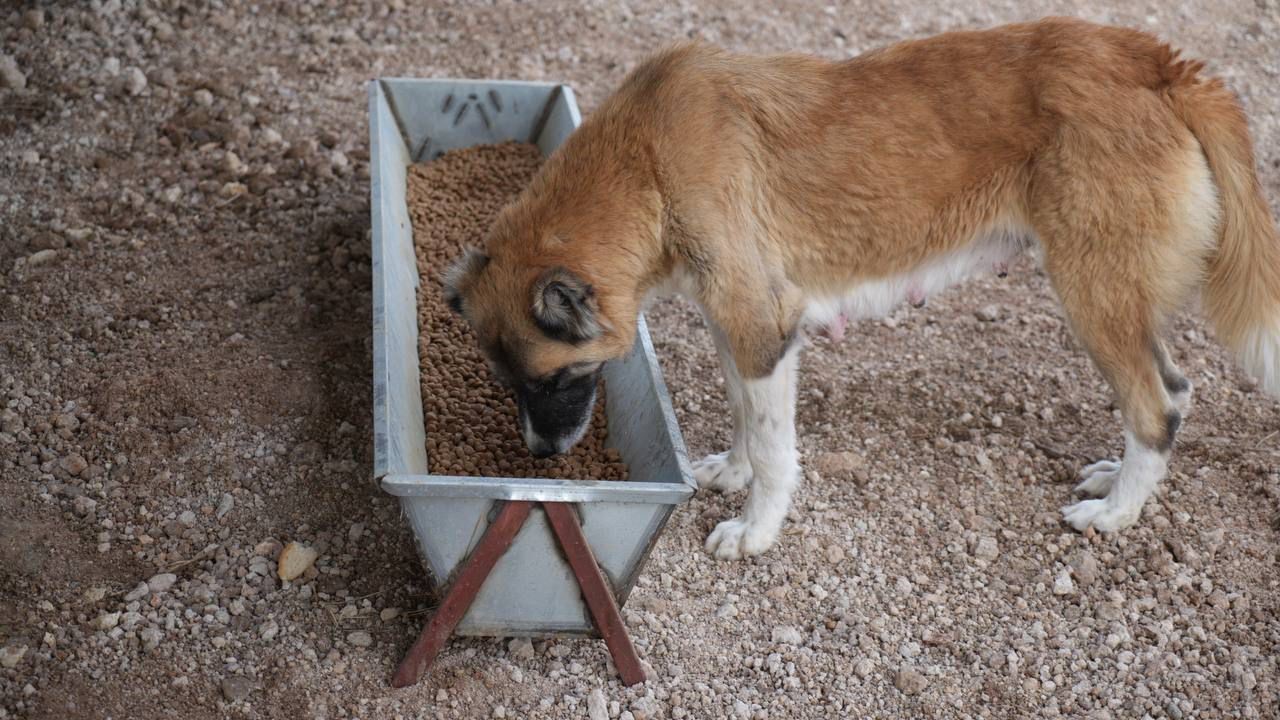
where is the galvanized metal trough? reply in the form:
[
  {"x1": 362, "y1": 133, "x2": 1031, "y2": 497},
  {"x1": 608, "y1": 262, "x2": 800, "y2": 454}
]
[{"x1": 368, "y1": 77, "x2": 695, "y2": 681}]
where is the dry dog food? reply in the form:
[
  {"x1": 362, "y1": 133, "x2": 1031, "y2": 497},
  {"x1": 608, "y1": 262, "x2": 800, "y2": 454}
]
[{"x1": 408, "y1": 142, "x2": 628, "y2": 481}]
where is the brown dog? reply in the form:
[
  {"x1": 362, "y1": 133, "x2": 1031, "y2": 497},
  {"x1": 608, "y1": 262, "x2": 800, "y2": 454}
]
[{"x1": 445, "y1": 17, "x2": 1280, "y2": 559}]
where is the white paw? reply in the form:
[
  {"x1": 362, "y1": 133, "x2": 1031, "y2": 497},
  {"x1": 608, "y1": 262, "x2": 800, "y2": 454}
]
[
  {"x1": 692, "y1": 451, "x2": 753, "y2": 492},
  {"x1": 1061, "y1": 498, "x2": 1140, "y2": 533},
  {"x1": 1075, "y1": 459, "x2": 1120, "y2": 497},
  {"x1": 704, "y1": 517, "x2": 777, "y2": 560}
]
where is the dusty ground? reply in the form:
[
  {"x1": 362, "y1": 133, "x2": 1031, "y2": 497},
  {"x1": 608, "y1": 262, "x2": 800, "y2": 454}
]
[{"x1": 1, "y1": 1, "x2": 1278, "y2": 719}]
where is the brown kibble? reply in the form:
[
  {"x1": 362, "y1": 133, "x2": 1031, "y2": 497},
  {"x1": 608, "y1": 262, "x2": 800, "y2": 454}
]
[{"x1": 410, "y1": 142, "x2": 628, "y2": 482}]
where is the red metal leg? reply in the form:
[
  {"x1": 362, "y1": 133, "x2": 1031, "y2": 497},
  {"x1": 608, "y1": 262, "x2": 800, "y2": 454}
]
[
  {"x1": 543, "y1": 502, "x2": 647, "y2": 686},
  {"x1": 391, "y1": 500, "x2": 533, "y2": 688}
]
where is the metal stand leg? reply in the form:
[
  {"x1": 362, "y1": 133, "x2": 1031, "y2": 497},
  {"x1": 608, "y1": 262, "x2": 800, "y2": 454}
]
[
  {"x1": 391, "y1": 500, "x2": 647, "y2": 688},
  {"x1": 391, "y1": 500, "x2": 533, "y2": 688},
  {"x1": 543, "y1": 502, "x2": 646, "y2": 686}
]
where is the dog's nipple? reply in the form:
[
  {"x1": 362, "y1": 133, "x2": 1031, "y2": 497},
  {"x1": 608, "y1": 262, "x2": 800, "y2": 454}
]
[
  {"x1": 826, "y1": 313, "x2": 847, "y2": 343},
  {"x1": 907, "y1": 286, "x2": 927, "y2": 309},
  {"x1": 994, "y1": 261, "x2": 1009, "y2": 278}
]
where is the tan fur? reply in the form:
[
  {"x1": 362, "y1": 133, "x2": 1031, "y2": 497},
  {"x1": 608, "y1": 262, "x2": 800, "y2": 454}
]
[{"x1": 453, "y1": 17, "x2": 1280, "y2": 452}]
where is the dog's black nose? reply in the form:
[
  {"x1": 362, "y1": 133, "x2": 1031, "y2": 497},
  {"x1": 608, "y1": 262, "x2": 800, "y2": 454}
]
[{"x1": 529, "y1": 442, "x2": 557, "y2": 459}]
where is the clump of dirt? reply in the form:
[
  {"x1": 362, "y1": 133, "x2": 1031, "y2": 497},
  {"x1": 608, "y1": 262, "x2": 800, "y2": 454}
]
[{"x1": 407, "y1": 142, "x2": 627, "y2": 481}]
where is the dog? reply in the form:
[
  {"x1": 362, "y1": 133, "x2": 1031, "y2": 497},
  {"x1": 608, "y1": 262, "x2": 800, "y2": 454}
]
[{"x1": 444, "y1": 17, "x2": 1280, "y2": 560}]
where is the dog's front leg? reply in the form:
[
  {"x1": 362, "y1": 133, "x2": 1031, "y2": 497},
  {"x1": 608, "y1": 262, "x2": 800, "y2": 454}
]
[
  {"x1": 692, "y1": 324, "x2": 754, "y2": 492},
  {"x1": 704, "y1": 342, "x2": 801, "y2": 560}
]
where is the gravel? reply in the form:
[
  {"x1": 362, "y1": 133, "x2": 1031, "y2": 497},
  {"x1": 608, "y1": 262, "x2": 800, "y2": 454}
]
[{"x1": 0, "y1": 2, "x2": 1276, "y2": 720}]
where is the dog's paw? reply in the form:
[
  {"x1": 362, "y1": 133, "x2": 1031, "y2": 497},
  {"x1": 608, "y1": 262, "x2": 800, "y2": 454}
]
[
  {"x1": 704, "y1": 516, "x2": 777, "y2": 560},
  {"x1": 692, "y1": 451, "x2": 752, "y2": 492},
  {"x1": 1075, "y1": 459, "x2": 1120, "y2": 497},
  {"x1": 1060, "y1": 498, "x2": 1139, "y2": 533}
]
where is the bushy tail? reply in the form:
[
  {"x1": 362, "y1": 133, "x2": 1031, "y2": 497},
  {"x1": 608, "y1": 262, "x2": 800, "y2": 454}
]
[{"x1": 1167, "y1": 68, "x2": 1280, "y2": 396}]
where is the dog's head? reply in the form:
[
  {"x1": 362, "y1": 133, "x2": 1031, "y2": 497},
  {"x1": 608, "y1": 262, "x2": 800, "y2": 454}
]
[{"x1": 443, "y1": 217, "x2": 640, "y2": 457}]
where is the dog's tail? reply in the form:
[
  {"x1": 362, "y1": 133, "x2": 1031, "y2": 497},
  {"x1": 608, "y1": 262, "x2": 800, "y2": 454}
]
[{"x1": 1166, "y1": 59, "x2": 1280, "y2": 396}]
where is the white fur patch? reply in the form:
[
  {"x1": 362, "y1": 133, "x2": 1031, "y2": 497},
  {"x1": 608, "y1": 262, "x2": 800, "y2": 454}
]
[
  {"x1": 705, "y1": 343, "x2": 801, "y2": 560},
  {"x1": 1062, "y1": 428, "x2": 1168, "y2": 533},
  {"x1": 802, "y1": 223, "x2": 1034, "y2": 329},
  {"x1": 1238, "y1": 321, "x2": 1280, "y2": 397}
]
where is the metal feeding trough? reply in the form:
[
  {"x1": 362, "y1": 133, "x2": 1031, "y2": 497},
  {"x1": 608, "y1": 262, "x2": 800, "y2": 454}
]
[{"x1": 368, "y1": 78, "x2": 695, "y2": 686}]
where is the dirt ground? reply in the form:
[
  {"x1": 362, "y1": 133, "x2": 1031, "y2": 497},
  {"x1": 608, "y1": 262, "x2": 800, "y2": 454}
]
[{"x1": 1, "y1": 2, "x2": 1278, "y2": 719}]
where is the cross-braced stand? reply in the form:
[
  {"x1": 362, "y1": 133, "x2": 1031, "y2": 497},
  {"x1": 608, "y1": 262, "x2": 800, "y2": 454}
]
[{"x1": 391, "y1": 500, "x2": 646, "y2": 688}]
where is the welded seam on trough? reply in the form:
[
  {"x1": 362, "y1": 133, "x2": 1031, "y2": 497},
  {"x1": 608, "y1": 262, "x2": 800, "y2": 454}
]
[
  {"x1": 528, "y1": 84, "x2": 565, "y2": 147},
  {"x1": 378, "y1": 79, "x2": 417, "y2": 162}
]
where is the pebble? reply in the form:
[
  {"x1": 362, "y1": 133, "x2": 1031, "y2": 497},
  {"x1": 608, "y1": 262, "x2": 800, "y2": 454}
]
[
  {"x1": 1052, "y1": 569, "x2": 1076, "y2": 595},
  {"x1": 140, "y1": 627, "x2": 163, "y2": 651},
  {"x1": 277, "y1": 541, "x2": 319, "y2": 580},
  {"x1": 508, "y1": 637, "x2": 535, "y2": 661},
  {"x1": 220, "y1": 676, "x2": 254, "y2": 702},
  {"x1": 974, "y1": 536, "x2": 999, "y2": 561},
  {"x1": 216, "y1": 492, "x2": 235, "y2": 518},
  {"x1": 60, "y1": 453, "x2": 88, "y2": 475},
  {"x1": 895, "y1": 667, "x2": 928, "y2": 694},
  {"x1": 771, "y1": 625, "x2": 804, "y2": 645},
  {"x1": 975, "y1": 304, "x2": 1002, "y2": 322},
  {"x1": 0, "y1": 645, "x2": 27, "y2": 669},
  {"x1": 72, "y1": 495, "x2": 97, "y2": 517},
  {"x1": 122, "y1": 66, "x2": 147, "y2": 95},
  {"x1": 178, "y1": 510, "x2": 197, "y2": 527},
  {"x1": 854, "y1": 658, "x2": 875, "y2": 679},
  {"x1": 379, "y1": 607, "x2": 400, "y2": 622},
  {"x1": 20, "y1": 150, "x2": 39, "y2": 165},
  {"x1": 94, "y1": 611, "x2": 122, "y2": 631},
  {"x1": 148, "y1": 572, "x2": 177, "y2": 593},
  {"x1": 27, "y1": 249, "x2": 58, "y2": 267},
  {"x1": 588, "y1": 688, "x2": 608, "y2": 720},
  {"x1": 23, "y1": 9, "x2": 44, "y2": 29},
  {"x1": 0, "y1": 54, "x2": 26, "y2": 90},
  {"x1": 124, "y1": 581, "x2": 150, "y2": 602},
  {"x1": 193, "y1": 88, "x2": 214, "y2": 106},
  {"x1": 813, "y1": 451, "x2": 865, "y2": 482},
  {"x1": 1070, "y1": 550, "x2": 1099, "y2": 587},
  {"x1": 347, "y1": 631, "x2": 373, "y2": 648}
]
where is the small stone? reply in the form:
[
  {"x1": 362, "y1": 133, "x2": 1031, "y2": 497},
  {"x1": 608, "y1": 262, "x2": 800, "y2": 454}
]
[
  {"x1": 61, "y1": 453, "x2": 89, "y2": 476},
  {"x1": 716, "y1": 602, "x2": 738, "y2": 618},
  {"x1": 95, "y1": 611, "x2": 122, "y2": 631},
  {"x1": 148, "y1": 573, "x2": 177, "y2": 594},
  {"x1": 20, "y1": 150, "x2": 39, "y2": 165},
  {"x1": 975, "y1": 305, "x2": 1001, "y2": 322},
  {"x1": 193, "y1": 88, "x2": 214, "y2": 106},
  {"x1": 122, "y1": 66, "x2": 147, "y2": 95},
  {"x1": 0, "y1": 55, "x2": 26, "y2": 90},
  {"x1": 277, "y1": 542, "x2": 319, "y2": 581},
  {"x1": 140, "y1": 627, "x2": 163, "y2": 651},
  {"x1": 573, "y1": 687, "x2": 603, "y2": 720},
  {"x1": 895, "y1": 667, "x2": 928, "y2": 694},
  {"x1": 348, "y1": 523, "x2": 365, "y2": 542},
  {"x1": 1070, "y1": 551, "x2": 1099, "y2": 587},
  {"x1": 178, "y1": 510, "x2": 197, "y2": 527},
  {"x1": 1053, "y1": 570, "x2": 1076, "y2": 596},
  {"x1": 83, "y1": 587, "x2": 108, "y2": 603},
  {"x1": 771, "y1": 625, "x2": 804, "y2": 645},
  {"x1": 27, "y1": 249, "x2": 58, "y2": 266},
  {"x1": 492, "y1": 707, "x2": 507, "y2": 719},
  {"x1": 855, "y1": 658, "x2": 875, "y2": 678},
  {"x1": 23, "y1": 9, "x2": 44, "y2": 30},
  {"x1": 215, "y1": 493, "x2": 234, "y2": 518},
  {"x1": 0, "y1": 645, "x2": 27, "y2": 669},
  {"x1": 813, "y1": 451, "x2": 865, "y2": 483},
  {"x1": 72, "y1": 495, "x2": 97, "y2": 517},
  {"x1": 508, "y1": 637, "x2": 535, "y2": 660},
  {"x1": 124, "y1": 581, "x2": 150, "y2": 602},
  {"x1": 379, "y1": 607, "x2": 400, "y2": 622},
  {"x1": 219, "y1": 181, "x2": 248, "y2": 199},
  {"x1": 347, "y1": 631, "x2": 373, "y2": 647},
  {"x1": 974, "y1": 536, "x2": 999, "y2": 561},
  {"x1": 825, "y1": 544, "x2": 846, "y2": 564},
  {"x1": 220, "y1": 676, "x2": 254, "y2": 703}
]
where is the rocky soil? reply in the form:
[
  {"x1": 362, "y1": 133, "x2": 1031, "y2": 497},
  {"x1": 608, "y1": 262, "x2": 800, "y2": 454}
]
[{"x1": 1, "y1": 2, "x2": 1277, "y2": 719}]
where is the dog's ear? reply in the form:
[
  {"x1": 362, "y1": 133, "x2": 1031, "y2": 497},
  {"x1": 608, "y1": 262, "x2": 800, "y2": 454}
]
[
  {"x1": 442, "y1": 247, "x2": 489, "y2": 315},
  {"x1": 531, "y1": 267, "x2": 607, "y2": 343}
]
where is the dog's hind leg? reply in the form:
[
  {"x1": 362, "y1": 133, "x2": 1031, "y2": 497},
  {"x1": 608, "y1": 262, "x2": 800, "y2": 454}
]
[
  {"x1": 705, "y1": 341, "x2": 801, "y2": 560},
  {"x1": 692, "y1": 324, "x2": 754, "y2": 492}
]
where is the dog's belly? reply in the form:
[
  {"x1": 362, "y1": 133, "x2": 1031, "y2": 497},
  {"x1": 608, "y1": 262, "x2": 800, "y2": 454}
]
[{"x1": 804, "y1": 224, "x2": 1035, "y2": 334}]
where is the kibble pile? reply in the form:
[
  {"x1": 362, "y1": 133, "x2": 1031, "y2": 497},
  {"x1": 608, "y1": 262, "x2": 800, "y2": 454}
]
[{"x1": 408, "y1": 142, "x2": 628, "y2": 480}]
